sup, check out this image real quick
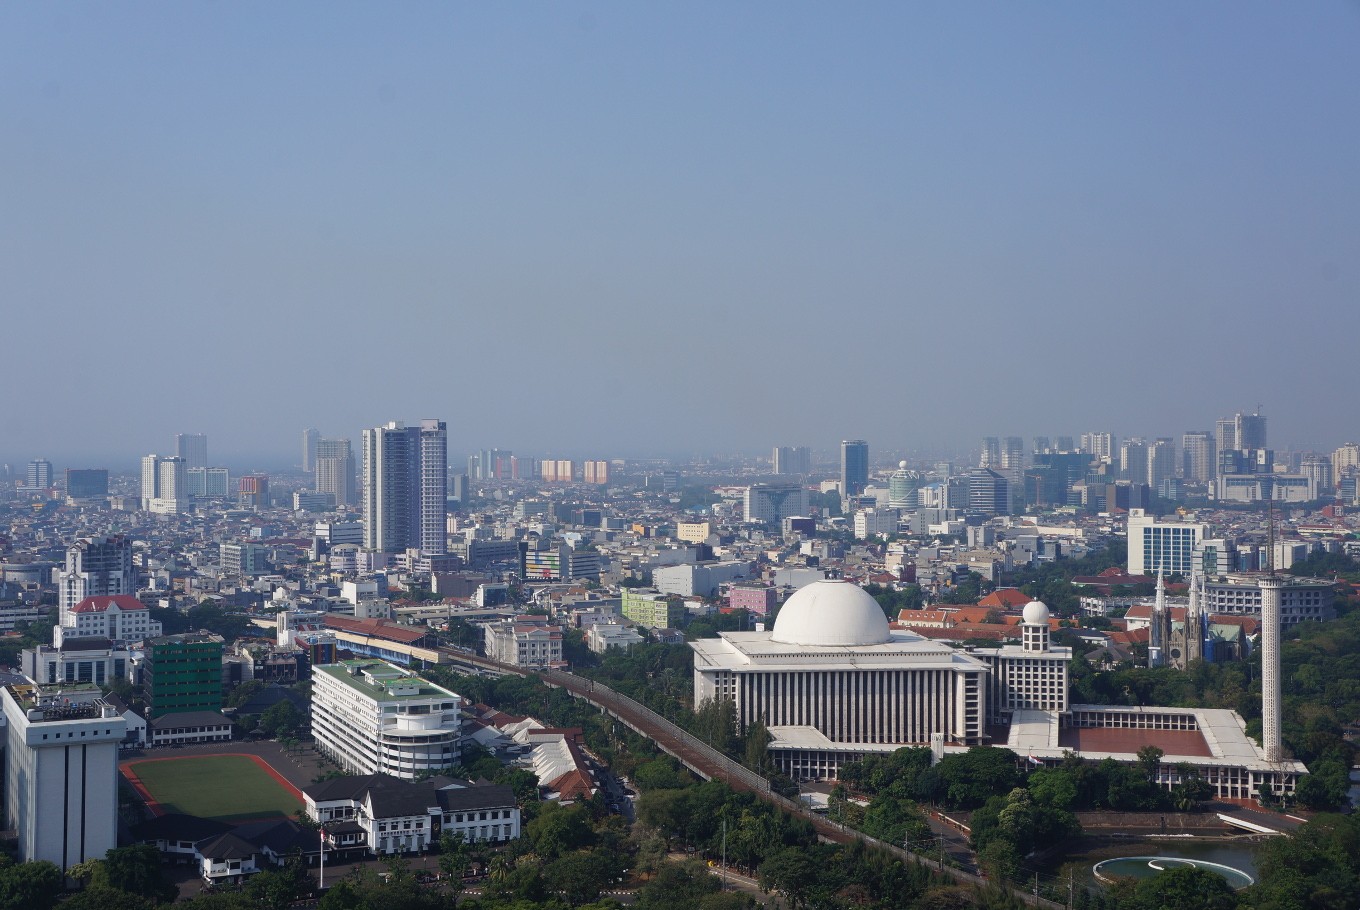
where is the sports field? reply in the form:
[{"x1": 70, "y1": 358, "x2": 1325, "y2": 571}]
[{"x1": 121, "y1": 753, "x2": 304, "y2": 823}]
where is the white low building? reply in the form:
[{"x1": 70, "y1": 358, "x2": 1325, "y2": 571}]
[
  {"x1": 586, "y1": 622, "x2": 643, "y2": 653},
  {"x1": 483, "y1": 615, "x2": 564, "y2": 668},
  {"x1": 312, "y1": 660, "x2": 462, "y2": 780},
  {"x1": 57, "y1": 594, "x2": 162, "y2": 645}
]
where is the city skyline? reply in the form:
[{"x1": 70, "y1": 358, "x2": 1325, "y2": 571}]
[{"x1": 4, "y1": 5, "x2": 1360, "y2": 461}]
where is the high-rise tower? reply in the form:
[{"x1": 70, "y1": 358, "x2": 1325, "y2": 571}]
[
  {"x1": 362, "y1": 420, "x2": 447, "y2": 554},
  {"x1": 840, "y1": 440, "x2": 868, "y2": 496},
  {"x1": 302, "y1": 428, "x2": 321, "y2": 472},
  {"x1": 175, "y1": 434, "x2": 208, "y2": 470},
  {"x1": 315, "y1": 437, "x2": 356, "y2": 506}
]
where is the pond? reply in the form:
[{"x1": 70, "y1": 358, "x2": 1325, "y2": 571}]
[{"x1": 1050, "y1": 837, "x2": 1262, "y2": 892}]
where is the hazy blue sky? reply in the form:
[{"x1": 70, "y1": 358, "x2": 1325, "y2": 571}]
[{"x1": 4, "y1": 3, "x2": 1359, "y2": 468}]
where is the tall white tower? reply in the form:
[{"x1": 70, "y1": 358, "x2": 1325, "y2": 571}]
[{"x1": 1259, "y1": 574, "x2": 1284, "y2": 763}]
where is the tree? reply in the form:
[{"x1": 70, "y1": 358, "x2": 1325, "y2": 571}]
[
  {"x1": 54, "y1": 886, "x2": 154, "y2": 910},
  {"x1": 94, "y1": 845, "x2": 176, "y2": 904},
  {"x1": 0, "y1": 860, "x2": 63, "y2": 910},
  {"x1": 260, "y1": 700, "x2": 304, "y2": 739},
  {"x1": 1131, "y1": 866, "x2": 1236, "y2": 910}
]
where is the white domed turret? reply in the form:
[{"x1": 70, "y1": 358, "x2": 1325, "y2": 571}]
[
  {"x1": 1021, "y1": 600, "x2": 1050, "y2": 652},
  {"x1": 899, "y1": 460, "x2": 908, "y2": 470},
  {"x1": 1022, "y1": 600, "x2": 1050, "y2": 626},
  {"x1": 771, "y1": 580, "x2": 891, "y2": 647}
]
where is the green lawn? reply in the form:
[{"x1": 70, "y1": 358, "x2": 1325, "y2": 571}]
[{"x1": 124, "y1": 754, "x2": 303, "y2": 822}]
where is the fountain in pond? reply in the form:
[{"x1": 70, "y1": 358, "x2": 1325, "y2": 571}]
[{"x1": 1092, "y1": 856, "x2": 1254, "y2": 890}]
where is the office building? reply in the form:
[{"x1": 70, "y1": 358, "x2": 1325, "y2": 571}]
[
  {"x1": 58, "y1": 536, "x2": 136, "y2": 627},
  {"x1": 1198, "y1": 573, "x2": 1335, "y2": 626},
  {"x1": 2, "y1": 684, "x2": 125, "y2": 867},
  {"x1": 311, "y1": 660, "x2": 462, "y2": 779},
  {"x1": 1126, "y1": 509, "x2": 1209, "y2": 576},
  {"x1": 143, "y1": 633, "x2": 225, "y2": 718},
  {"x1": 363, "y1": 420, "x2": 447, "y2": 555},
  {"x1": 887, "y1": 461, "x2": 918, "y2": 509},
  {"x1": 1235, "y1": 413, "x2": 1267, "y2": 451},
  {"x1": 65, "y1": 469, "x2": 109, "y2": 500},
  {"x1": 967, "y1": 468, "x2": 1008, "y2": 516},
  {"x1": 772, "y1": 446, "x2": 811, "y2": 476},
  {"x1": 1299, "y1": 455, "x2": 1332, "y2": 493},
  {"x1": 1181, "y1": 432, "x2": 1216, "y2": 484},
  {"x1": 176, "y1": 433, "x2": 208, "y2": 470},
  {"x1": 140, "y1": 454, "x2": 161, "y2": 510},
  {"x1": 1001, "y1": 437, "x2": 1025, "y2": 470},
  {"x1": 185, "y1": 466, "x2": 230, "y2": 498},
  {"x1": 744, "y1": 482, "x2": 810, "y2": 526},
  {"x1": 302, "y1": 428, "x2": 321, "y2": 472},
  {"x1": 840, "y1": 440, "x2": 869, "y2": 496}
]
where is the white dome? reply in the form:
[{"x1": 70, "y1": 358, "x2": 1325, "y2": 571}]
[
  {"x1": 771, "y1": 580, "x2": 891, "y2": 647},
  {"x1": 1022, "y1": 600, "x2": 1050, "y2": 625}
]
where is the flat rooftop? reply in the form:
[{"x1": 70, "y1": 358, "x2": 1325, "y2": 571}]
[
  {"x1": 1059, "y1": 726, "x2": 1213, "y2": 758},
  {"x1": 314, "y1": 661, "x2": 457, "y2": 702}
]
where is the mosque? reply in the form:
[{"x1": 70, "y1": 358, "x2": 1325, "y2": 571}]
[{"x1": 691, "y1": 579, "x2": 1304, "y2": 801}]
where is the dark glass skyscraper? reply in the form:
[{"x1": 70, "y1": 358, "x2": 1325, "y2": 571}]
[{"x1": 840, "y1": 439, "x2": 869, "y2": 496}]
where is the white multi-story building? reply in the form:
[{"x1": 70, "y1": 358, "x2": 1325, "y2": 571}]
[
  {"x1": 1216, "y1": 473, "x2": 1318, "y2": 503},
  {"x1": 483, "y1": 616, "x2": 563, "y2": 668},
  {"x1": 1200, "y1": 573, "x2": 1335, "y2": 626},
  {"x1": 744, "y1": 482, "x2": 810, "y2": 526},
  {"x1": 221, "y1": 543, "x2": 270, "y2": 578},
  {"x1": 1126, "y1": 509, "x2": 1209, "y2": 576},
  {"x1": 653, "y1": 560, "x2": 753, "y2": 598},
  {"x1": 1, "y1": 683, "x2": 126, "y2": 867},
  {"x1": 586, "y1": 622, "x2": 644, "y2": 653},
  {"x1": 58, "y1": 535, "x2": 136, "y2": 627},
  {"x1": 853, "y1": 507, "x2": 899, "y2": 540},
  {"x1": 59, "y1": 594, "x2": 162, "y2": 645},
  {"x1": 974, "y1": 600, "x2": 1071, "y2": 720},
  {"x1": 312, "y1": 660, "x2": 462, "y2": 780},
  {"x1": 316, "y1": 521, "x2": 365, "y2": 546}
]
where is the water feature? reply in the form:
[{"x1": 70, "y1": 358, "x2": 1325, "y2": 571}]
[
  {"x1": 1053, "y1": 837, "x2": 1263, "y2": 892},
  {"x1": 1093, "y1": 855, "x2": 1255, "y2": 889}
]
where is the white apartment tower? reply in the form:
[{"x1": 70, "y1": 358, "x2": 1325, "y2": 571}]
[
  {"x1": 315, "y1": 437, "x2": 357, "y2": 507},
  {"x1": 362, "y1": 420, "x2": 446, "y2": 554}
]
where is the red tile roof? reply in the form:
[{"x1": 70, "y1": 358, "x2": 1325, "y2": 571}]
[
  {"x1": 978, "y1": 588, "x2": 1030, "y2": 608},
  {"x1": 71, "y1": 595, "x2": 146, "y2": 614},
  {"x1": 324, "y1": 614, "x2": 428, "y2": 644}
]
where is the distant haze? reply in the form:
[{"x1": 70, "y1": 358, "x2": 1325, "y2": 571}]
[{"x1": 3, "y1": 4, "x2": 1359, "y2": 466}]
